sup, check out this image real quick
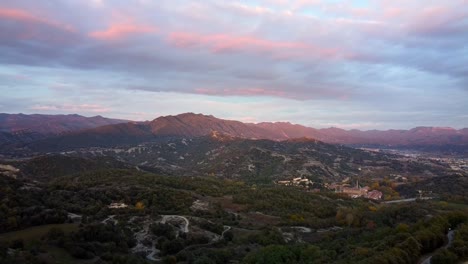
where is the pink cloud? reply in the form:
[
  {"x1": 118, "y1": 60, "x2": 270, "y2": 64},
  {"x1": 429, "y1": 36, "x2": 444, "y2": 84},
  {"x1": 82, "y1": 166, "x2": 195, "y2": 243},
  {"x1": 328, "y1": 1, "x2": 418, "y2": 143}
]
[
  {"x1": 195, "y1": 87, "x2": 287, "y2": 97},
  {"x1": 168, "y1": 32, "x2": 297, "y2": 51},
  {"x1": 31, "y1": 104, "x2": 111, "y2": 113},
  {"x1": 167, "y1": 31, "x2": 340, "y2": 59},
  {"x1": 0, "y1": 8, "x2": 74, "y2": 31},
  {"x1": 0, "y1": 7, "x2": 76, "y2": 44},
  {"x1": 369, "y1": 1, "x2": 468, "y2": 37},
  {"x1": 406, "y1": 6, "x2": 468, "y2": 36},
  {"x1": 227, "y1": 3, "x2": 273, "y2": 16},
  {"x1": 89, "y1": 23, "x2": 157, "y2": 40},
  {"x1": 0, "y1": 8, "x2": 47, "y2": 24},
  {"x1": 193, "y1": 82, "x2": 356, "y2": 100},
  {"x1": 383, "y1": 7, "x2": 403, "y2": 19}
]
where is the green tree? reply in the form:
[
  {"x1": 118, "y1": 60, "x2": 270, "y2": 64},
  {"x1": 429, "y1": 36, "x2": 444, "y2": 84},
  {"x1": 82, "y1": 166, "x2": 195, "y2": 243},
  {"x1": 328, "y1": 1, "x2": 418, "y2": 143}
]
[
  {"x1": 432, "y1": 249, "x2": 458, "y2": 264},
  {"x1": 243, "y1": 245, "x2": 296, "y2": 264}
]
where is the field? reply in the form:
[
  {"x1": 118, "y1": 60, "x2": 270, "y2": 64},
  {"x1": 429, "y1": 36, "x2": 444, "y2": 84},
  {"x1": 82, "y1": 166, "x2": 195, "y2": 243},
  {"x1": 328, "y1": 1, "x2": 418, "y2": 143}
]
[{"x1": 0, "y1": 223, "x2": 79, "y2": 245}]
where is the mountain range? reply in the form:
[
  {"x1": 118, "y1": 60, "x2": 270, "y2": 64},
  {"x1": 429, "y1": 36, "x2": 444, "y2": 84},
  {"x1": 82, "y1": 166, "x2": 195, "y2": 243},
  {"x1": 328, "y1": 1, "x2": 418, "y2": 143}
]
[
  {"x1": 0, "y1": 113, "x2": 467, "y2": 154},
  {"x1": 0, "y1": 113, "x2": 127, "y2": 146},
  {"x1": 0, "y1": 113, "x2": 128, "y2": 134}
]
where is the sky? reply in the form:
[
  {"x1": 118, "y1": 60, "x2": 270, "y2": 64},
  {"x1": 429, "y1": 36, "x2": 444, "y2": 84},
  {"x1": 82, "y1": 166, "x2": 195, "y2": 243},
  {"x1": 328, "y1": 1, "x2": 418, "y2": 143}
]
[{"x1": 0, "y1": 0, "x2": 467, "y2": 129}]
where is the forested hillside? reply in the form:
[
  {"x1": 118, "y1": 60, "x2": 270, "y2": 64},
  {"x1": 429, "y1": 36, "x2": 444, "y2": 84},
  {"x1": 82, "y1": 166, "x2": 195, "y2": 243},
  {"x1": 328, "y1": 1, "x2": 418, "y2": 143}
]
[{"x1": 1, "y1": 167, "x2": 468, "y2": 263}]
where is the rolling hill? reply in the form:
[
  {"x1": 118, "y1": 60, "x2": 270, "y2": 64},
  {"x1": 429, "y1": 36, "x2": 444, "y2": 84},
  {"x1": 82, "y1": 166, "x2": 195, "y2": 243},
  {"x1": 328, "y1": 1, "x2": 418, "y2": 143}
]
[{"x1": 64, "y1": 132, "x2": 454, "y2": 182}]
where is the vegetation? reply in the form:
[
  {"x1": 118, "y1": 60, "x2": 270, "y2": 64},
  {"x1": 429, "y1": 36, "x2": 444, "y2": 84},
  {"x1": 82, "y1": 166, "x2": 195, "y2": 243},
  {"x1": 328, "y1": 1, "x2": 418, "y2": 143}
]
[
  {"x1": 0, "y1": 151, "x2": 467, "y2": 263},
  {"x1": 432, "y1": 223, "x2": 468, "y2": 264}
]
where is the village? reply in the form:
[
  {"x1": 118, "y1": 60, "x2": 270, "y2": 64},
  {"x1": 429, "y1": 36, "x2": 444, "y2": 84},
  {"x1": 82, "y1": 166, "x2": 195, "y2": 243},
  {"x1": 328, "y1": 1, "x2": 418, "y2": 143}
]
[
  {"x1": 362, "y1": 147, "x2": 468, "y2": 173},
  {"x1": 274, "y1": 148, "x2": 468, "y2": 202},
  {"x1": 276, "y1": 176, "x2": 384, "y2": 200},
  {"x1": 438, "y1": 157, "x2": 468, "y2": 172}
]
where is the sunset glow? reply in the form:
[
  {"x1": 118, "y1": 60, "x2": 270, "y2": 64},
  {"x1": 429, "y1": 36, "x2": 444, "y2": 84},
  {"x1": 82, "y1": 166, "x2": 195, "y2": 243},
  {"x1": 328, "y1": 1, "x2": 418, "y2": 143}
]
[{"x1": 0, "y1": 0, "x2": 467, "y2": 129}]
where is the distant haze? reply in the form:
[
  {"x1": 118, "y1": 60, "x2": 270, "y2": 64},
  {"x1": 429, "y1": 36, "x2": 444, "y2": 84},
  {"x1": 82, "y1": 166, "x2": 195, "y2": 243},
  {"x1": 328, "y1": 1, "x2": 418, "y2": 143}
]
[{"x1": 0, "y1": 1, "x2": 467, "y2": 129}]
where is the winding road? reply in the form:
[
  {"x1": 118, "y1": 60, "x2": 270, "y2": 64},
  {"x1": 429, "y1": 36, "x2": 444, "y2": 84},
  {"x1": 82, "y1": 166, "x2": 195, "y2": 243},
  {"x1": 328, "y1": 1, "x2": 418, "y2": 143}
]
[
  {"x1": 101, "y1": 215, "x2": 118, "y2": 225},
  {"x1": 419, "y1": 230, "x2": 455, "y2": 264},
  {"x1": 130, "y1": 215, "x2": 233, "y2": 261},
  {"x1": 383, "y1": 197, "x2": 433, "y2": 204},
  {"x1": 161, "y1": 215, "x2": 190, "y2": 233},
  {"x1": 221, "y1": 225, "x2": 231, "y2": 237}
]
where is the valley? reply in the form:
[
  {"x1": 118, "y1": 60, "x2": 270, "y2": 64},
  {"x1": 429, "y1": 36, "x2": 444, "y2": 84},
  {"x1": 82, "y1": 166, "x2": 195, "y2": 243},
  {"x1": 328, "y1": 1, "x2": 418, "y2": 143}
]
[
  {"x1": 2, "y1": 0, "x2": 468, "y2": 262},
  {"x1": 0, "y1": 113, "x2": 467, "y2": 264},
  {"x1": 3, "y1": 0, "x2": 468, "y2": 259}
]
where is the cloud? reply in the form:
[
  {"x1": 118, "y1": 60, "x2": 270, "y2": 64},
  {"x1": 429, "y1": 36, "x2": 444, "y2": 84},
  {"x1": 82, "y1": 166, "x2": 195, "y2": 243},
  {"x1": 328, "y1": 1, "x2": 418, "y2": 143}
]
[
  {"x1": 0, "y1": 7, "x2": 77, "y2": 46},
  {"x1": 90, "y1": 23, "x2": 157, "y2": 40},
  {"x1": 30, "y1": 104, "x2": 111, "y2": 113},
  {"x1": 0, "y1": 0, "x2": 467, "y2": 129},
  {"x1": 0, "y1": 8, "x2": 72, "y2": 30},
  {"x1": 167, "y1": 31, "x2": 341, "y2": 59},
  {"x1": 195, "y1": 87, "x2": 287, "y2": 97},
  {"x1": 406, "y1": 6, "x2": 468, "y2": 38}
]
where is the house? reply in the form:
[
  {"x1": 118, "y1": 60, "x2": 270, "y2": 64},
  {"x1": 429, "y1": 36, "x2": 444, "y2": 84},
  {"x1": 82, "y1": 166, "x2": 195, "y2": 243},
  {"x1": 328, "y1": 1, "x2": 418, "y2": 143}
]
[
  {"x1": 332, "y1": 180, "x2": 370, "y2": 198},
  {"x1": 366, "y1": 190, "x2": 383, "y2": 200},
  {"x1": 342, "y1": 186, "x2": 368, "y2": 197},
  {"x1": 341, "y1": 181, "x2": 369, "y2": 197},
  {"x1": 276, "y1": 180, "x2": 292, "y2": 186},
  {"x1": 108, "y1": 202, "x2": 128, "y2": 209},
  {"x1": 276, "y1": 177, "x2": 312, "y2": 188}
]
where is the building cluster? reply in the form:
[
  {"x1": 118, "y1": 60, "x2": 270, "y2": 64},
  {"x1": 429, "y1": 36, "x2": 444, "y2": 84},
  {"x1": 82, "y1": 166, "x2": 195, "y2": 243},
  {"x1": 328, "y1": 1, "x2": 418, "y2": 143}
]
[
  {"x1": 390, "y1": 174, "x2": 408, "y2": 182},
  {"x1": 329, "y1": 181, "x2": 383, "y2": 200},
  {"x1": 276, "y1": 177, "x2": 383, "y2": 200},
  {"x1": 276, "y1": 177, "x2": 312, "y2": 188},
  {"x1": 442, "y1": 158, "x2": 468, "y2": 172}
]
